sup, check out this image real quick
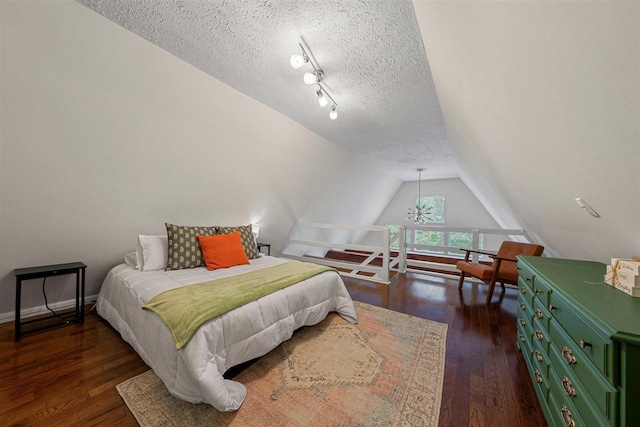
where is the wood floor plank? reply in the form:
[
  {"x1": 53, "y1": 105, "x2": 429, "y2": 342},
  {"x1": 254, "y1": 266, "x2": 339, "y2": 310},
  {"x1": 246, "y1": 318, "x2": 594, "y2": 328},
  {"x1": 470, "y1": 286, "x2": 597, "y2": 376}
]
[{"x1": 0, "y1": 271, "x2": 546, "y2": 426}]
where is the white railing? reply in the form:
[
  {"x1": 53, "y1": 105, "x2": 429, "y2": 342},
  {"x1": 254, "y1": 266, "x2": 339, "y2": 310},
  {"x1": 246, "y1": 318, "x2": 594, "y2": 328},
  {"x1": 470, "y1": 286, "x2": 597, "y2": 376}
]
[
  {"x1": 281, "y1": 222, "x2": 391, "y2": 284},
  {"x1": 282, "y1": 222, "x2": 530, "y2": 285},
  {"x1": 394, "y1": 225, "x2": 530, "y2": 281}
]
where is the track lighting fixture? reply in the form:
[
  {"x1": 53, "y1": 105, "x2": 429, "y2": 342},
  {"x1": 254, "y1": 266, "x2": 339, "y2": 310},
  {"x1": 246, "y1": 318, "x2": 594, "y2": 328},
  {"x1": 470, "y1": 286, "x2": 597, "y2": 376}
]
[
  {"x1": 317, "y1": 88, "x2": 328, "y2": 107},
  {"x1": 290, "y1": 51, "x2": 308, "y2": 69},
  {"x1": 304, "y1": 70, "x2": 323, "y2": 85},
  {"x1": 290, "y1": 42, "x2": 339, "y2": 120},
  {"x1": 330, "y1": 104, "x2": 338, "y2": 120}
]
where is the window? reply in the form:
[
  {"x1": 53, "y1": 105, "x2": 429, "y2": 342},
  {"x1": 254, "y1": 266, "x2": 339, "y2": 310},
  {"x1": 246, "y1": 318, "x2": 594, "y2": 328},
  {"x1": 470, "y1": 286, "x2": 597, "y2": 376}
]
[
  {"x1": 448, "y1": 232, "x2": 484, "y2": 251},
  {"x1": 416, "y1": 196, "x2": 445, "y2": 223},
  {"x1": 415, "y1": 230, "x2": 445, "y2": 253},
  {"x1": 388, "y1": 225, "x2": 411, "y2": 250}
]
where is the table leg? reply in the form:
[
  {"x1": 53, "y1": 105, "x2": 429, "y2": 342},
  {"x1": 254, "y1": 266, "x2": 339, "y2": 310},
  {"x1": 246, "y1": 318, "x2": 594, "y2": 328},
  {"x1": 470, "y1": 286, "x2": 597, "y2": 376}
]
[
  {"x1": 15, "y1": 278, "x2": 21, "y2": 341},
  {"x1": 80, "y1": 268, "x2": 85, "y2": 323}
]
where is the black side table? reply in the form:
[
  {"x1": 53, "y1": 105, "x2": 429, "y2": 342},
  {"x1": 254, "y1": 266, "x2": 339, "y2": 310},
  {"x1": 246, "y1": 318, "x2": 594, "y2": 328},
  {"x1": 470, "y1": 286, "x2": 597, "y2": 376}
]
[
  {"x1": 256, "y1": 243, "x2": 271, "y2": 256},
  {"x1": 14, "y1": 262, "x2": 87, "y2": 341}
]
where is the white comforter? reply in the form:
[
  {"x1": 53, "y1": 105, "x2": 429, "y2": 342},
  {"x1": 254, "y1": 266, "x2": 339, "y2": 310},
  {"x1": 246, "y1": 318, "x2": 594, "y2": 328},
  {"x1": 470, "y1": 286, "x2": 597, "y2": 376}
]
[{"x1": 96, "y1": 256, "x2": 357, "y2": 411}]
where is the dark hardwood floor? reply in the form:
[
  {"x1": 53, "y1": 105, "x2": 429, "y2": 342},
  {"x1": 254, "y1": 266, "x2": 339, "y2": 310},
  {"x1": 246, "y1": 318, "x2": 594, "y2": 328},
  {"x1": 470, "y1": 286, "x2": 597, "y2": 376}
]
[{"x1": 0, "y1": 272, "x2": 546, "y2": 426}]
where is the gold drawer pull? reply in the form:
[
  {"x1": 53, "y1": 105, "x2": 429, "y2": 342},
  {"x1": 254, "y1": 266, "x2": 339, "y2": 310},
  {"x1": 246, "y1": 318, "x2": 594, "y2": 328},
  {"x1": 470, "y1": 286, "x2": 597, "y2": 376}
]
[
  {"x1": 549, "y1": 304, "x2": 556, "y2": 311},
  {"x1": 534, "y1": 369, "x2": 543, "y2": 383},
  {"x1": 561, "y1": 405, "x2": 576, "y2": 427},
  {"x1": 519, "y1": 334, "x2": 525, "y2": 343},
  {"x1": 562, "y1": 376, "x2": 577, "y2": 397},
  {"x1": 520, "y1": 318, "x2": 526, "y2": 326},
  {"x1": 535, "y1": 330, "x2": 544, "y2": 341},
  {"x1": 534, "y1": 349, "x2": 543, "y2": 362},
  {"x1": 580, "y1": 339, "x2": 592, "y2": 349},
  {"x1": 520, "y1": 303, "x2": 526, "y2": 310},
  {"x1": 535, "y1": 309, "x2": 544, "y2": 320},
  {"x1": 562, "y1": 346, "x2": 577, "y2": 365},
  {"x1": 534, "y1": 288, "x2": 541, "y2": 294},
  {"x1": 521, "y1": 287, "x2": 527, "y2": 294}
]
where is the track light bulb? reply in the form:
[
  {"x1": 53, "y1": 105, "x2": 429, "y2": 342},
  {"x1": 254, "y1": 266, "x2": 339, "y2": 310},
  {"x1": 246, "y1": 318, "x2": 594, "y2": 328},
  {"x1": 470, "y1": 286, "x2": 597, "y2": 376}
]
[
  {"x1": 303, "y1": 72, "x2": 316, "y2": 84},
  {"x1": 290, "y1": 54, "x2": 307, "y2": 69},
  {"x1": 317, "y1": 89, "x2": 328, "y2": 107},
  {"x1": 303, "y1": 70, "x2": 323, "y2": 85},
  {"x1": 330, "y1": 104, "x2": 338, "y2": 120}
]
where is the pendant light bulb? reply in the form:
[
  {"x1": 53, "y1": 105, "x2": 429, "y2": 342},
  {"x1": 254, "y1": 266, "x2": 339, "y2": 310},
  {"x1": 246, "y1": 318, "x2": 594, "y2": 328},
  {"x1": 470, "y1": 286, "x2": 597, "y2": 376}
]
[
  {"x1": 329, "y1": 104, "x2": 338, "y2": 120},
  {"x1": 317, "y1": 89, "x2": 328, "y2": 107}
]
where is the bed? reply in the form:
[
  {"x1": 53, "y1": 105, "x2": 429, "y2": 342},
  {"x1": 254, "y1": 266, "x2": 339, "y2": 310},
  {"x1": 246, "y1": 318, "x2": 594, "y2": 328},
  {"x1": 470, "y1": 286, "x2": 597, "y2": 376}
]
[{"x1": 96, "y1": 255, "x2": 357, "y2": 412}]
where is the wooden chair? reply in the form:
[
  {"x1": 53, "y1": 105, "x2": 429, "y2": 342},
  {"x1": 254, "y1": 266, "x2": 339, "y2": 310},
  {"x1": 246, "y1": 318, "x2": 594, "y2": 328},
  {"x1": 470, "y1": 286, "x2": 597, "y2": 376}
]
[{"x1": 456, "y1": 241, "x2": 544, "y2": 304}]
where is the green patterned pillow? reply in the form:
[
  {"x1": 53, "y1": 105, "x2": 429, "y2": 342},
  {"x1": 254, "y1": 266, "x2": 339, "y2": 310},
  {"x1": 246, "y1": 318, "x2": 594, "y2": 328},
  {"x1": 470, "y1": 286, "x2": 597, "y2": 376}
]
[
  {"x1": 218, "y1": 225, "x2": 260, "y2": 259},
  {"x1": 165, "y1": 223, "x2": 219, "y2": 270}
]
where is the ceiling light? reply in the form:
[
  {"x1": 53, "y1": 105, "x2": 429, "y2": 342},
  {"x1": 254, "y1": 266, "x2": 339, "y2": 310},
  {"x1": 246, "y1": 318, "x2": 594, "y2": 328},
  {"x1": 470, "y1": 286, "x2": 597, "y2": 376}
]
[
  {"x1": 290, "y1": 41, "x2": 339, "y2": 120},
  {"x1": 317, "y1": 89, "x2": 328, "y2": 107},
  {"x1": 290, "y1": 52, "x2": 308, "y2": 69},
  {"x1": 407, "y1": 168, "x2": 431, "y2": 224},
  {"x1": 303, "y1": 70, "x2": 323, "y2": 85},
  {"x1": 329, "y1": 104, "x2": 338, "y2": 120}
]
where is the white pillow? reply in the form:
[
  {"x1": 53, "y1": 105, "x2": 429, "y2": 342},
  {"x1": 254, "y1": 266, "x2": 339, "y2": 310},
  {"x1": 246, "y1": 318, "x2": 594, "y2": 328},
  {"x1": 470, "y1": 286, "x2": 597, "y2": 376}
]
[
  {"x1": 136, "y1": 235, "x2": 168, "y2": 271},
  {"x1": 124, "y1": 252, "x2": 138, "y2": 269}
]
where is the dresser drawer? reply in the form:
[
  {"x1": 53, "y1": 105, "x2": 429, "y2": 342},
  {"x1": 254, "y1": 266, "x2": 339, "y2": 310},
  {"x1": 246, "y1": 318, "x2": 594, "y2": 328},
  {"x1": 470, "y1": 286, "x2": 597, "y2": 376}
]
[
  {"x1": 548, "y1": 387, "x2": 585, "y2": 427},
  {"x1": 532, "y1": 275, "x2": 553, "y2": 306},
  {"x1": 517, "y1": 262, "x2": 535, "y2": 287},
  {"x1": 532, "y1": 320, "x2": 551, "y2": 355},
  {"x1": 532, "y1": 297, "x2": 551, "y2": 332},
  {"x1": 518, "y1": 276, "x2": 535, "y2": 306},
  {"x1": 549, "y1": 320, "x2": 616, "y2": 390},
  {"x1": 549, "y1": 338, "x2": 617, "y2": 424},
  {"x1": 531, "y1": 334, "x2": 549, "y2": 367},
  {"x1": 518, "y1": 289, "x2": 534, "y2": 318},
  {"x1": 548, "y1": 366, "x2": 611, "y2": 427},
  {"x1": 517, "y1": 319, "x2": 533, "y2": 355},
  {"x1": 549, "y1": 295, "x2": 613, "y2": 378},
  {"x1": 518, "y1": 310, "x2": 534, "y2": 338},
  {"x1": 530, "y1": 350, "x2": 550, "y2": 403}
]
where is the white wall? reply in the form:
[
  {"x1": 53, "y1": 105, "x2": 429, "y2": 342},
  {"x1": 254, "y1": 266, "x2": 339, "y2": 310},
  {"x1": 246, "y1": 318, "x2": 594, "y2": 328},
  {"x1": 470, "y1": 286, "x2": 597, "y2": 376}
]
[
  {"x1": 362, "y1": 177, "x2": 503, "y2": 249},
  {"x1": 414, "y1": 1, "x2": 640, "y2": 262},
  {"x1": 0, "y1": 1, "x2": 401, "y2": 317},
  {"x1": 377, "y1": 178, "x2": 499, "y2": 229}
]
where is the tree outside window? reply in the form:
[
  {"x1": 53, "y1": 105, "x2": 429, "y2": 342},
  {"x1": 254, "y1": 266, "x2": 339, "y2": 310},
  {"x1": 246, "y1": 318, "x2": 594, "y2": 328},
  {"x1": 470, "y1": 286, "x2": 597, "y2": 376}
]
[{"x1": 416, "y1": 196, "x2": 445, "y2": 223}]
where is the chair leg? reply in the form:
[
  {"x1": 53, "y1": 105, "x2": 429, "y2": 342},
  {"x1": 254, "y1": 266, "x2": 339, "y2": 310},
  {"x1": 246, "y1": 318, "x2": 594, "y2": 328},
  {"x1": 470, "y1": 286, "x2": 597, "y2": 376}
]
[
  {"x1": 458, "y1": 272, "x2": 466, "y2": 291},
  {"x1": 486, "y1": 278, "x2": 497, "y2": 304}
]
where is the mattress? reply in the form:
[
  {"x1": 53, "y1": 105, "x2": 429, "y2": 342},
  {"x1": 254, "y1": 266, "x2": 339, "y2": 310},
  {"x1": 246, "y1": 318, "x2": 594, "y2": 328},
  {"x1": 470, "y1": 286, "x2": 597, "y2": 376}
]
[{"x1": 96, "y1": 255, "x2": 357, "y2": 411}]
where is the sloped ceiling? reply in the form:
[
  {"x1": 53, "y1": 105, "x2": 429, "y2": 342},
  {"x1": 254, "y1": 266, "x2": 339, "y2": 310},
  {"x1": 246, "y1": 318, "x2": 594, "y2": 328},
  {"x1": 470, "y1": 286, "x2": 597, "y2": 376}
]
[
  {"x1": 77, "y1": 0, "x2": 456, "y2": 182},
  {"x1": 413, "y1": 1, "x2": 639, "y2": 262},
  {"x1": 75, "y1": 0, "x2": 639, "y2": 262}
]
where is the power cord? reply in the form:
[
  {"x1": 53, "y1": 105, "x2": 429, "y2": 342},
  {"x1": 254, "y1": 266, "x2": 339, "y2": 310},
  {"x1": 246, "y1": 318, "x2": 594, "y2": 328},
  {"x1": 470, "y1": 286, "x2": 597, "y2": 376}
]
[{"x1": 42, "y1": 276, "x2": 67, "y2": 321}]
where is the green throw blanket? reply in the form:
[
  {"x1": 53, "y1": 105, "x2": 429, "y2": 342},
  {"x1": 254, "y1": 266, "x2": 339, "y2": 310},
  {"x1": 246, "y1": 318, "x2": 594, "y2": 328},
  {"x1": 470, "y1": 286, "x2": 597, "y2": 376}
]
[{"x1": 142, "y1": 261, "x2": 335, "y2": 349}]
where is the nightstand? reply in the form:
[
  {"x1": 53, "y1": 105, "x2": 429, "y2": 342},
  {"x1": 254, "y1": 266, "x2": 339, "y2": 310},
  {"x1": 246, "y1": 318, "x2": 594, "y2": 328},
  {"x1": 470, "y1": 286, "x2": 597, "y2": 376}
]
[
  {"x1": 256, "y1": 243, "x2": 271, "y2": 256},
  {"x1": 14, "y1": 262, "x2": 87, "y2": 341}
]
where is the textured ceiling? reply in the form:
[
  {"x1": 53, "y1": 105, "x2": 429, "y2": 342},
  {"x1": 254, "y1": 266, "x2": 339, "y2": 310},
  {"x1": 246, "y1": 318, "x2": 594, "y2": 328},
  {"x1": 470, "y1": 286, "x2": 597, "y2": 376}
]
[{"x1": 77, "y1": 0, "x2": 456, "y2": 181}]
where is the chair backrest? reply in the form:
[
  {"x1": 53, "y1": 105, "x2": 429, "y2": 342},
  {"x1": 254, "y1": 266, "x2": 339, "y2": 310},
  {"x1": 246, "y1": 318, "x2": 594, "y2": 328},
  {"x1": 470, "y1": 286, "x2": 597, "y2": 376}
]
[{"x1": 493, "y1": 241, "x2": 544, "y2": 282}]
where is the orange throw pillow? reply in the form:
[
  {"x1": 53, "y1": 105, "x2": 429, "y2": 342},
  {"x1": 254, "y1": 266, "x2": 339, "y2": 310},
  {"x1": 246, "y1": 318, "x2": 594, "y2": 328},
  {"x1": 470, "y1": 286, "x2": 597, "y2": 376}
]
[{"x1": 197, "y1": 232, "x2": 250, "y2": 271}]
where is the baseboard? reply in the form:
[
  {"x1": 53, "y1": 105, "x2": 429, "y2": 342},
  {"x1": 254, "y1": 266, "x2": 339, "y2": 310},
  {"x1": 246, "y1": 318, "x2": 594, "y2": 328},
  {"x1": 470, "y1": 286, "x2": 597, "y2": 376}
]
[{"x1": 0, "y1": 294, "x2": 99, "y2": 325}]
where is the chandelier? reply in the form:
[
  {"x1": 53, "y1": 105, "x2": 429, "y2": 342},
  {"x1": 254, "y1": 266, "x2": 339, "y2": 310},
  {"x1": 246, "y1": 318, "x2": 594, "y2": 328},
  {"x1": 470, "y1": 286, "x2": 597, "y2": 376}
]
[{"x1": 406, "y1": 168, "x2": 432, "y2": 224}]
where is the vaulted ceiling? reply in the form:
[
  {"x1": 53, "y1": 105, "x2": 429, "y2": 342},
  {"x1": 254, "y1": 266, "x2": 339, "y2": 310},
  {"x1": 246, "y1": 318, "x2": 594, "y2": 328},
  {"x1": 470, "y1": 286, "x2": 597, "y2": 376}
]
[
  {"x1": 75, "y1": 0, "x2": 640, "y2": 262},
  {"x1": 78, "y1": 0, "x2": 455, "y2": 182}
]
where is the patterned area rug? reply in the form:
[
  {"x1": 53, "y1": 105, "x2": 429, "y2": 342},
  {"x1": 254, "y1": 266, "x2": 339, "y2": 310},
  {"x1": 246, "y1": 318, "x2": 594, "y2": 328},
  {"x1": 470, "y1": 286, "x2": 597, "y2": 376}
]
[{"x1": 117, "y1": 301, "x2": 448, "y2": 426}]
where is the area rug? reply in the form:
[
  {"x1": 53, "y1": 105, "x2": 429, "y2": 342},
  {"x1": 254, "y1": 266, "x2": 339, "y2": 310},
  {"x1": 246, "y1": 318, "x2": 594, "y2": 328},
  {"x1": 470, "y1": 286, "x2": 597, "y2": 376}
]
[{"x1": 116, "y1": 301, "x2": 448, "y2": 426}]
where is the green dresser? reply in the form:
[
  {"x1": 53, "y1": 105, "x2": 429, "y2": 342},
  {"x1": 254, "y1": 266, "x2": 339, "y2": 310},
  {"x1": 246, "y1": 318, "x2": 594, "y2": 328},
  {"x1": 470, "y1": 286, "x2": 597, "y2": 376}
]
[{"x1": 516, "y1": 256, "x2": 640, "y2": 427}]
